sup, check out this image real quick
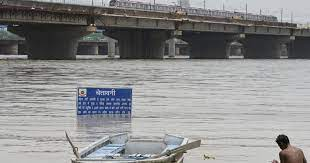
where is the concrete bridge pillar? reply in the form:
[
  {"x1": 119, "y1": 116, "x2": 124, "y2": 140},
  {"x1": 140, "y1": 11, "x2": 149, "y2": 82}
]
[
  {"x1": 105, "y1": 29, "x2": 169, "y2": 59},
  {"x1": 228, "y1": 41, "x2": 244, "y2": 57},
  {"x1": 18, "y1": 42, "x2": 28, "y2": 55},
  {"x1": 107, "y1": 37, "x2": 116, "y2": 58},
  {"x1": 181, "y1": 33, "x2": 230, "y2": 59},
  {"x1": 242, "y1": 36, "x2": 283, "y2": 59},
  {"x1": 168, "y1": 38, "x2": 176, "y2": 58},
  {"x1": 87, "y1": 45, "x2": 99, "y2": 55},
  {"x1": 176, "y1": 47, "x2": 180, "y2": 56},
  {"x1": 229, "y1": 45, "x2": 243, "y2": 57},
  {"x1": 288, "y1": 37, "x2": 310, "y2": 59},
  {"x1": 8, "y1": 25, "x2": 96, "y2": 60}
]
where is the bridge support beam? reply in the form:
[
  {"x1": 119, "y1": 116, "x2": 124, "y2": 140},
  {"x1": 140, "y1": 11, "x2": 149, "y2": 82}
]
[
  {"x1": 8, "y1": 25, "x2": 96, "y2": 60},
  {"x1": 105, "y1": 29, "x2": 169, "y2": 59},
  {"x1": 288, "y1": 37, "x2": 310, "y2": 59},
  {"x1": 182, "y1": 33, "x2": 230, "y2": 59},
  {"x1": 243, "y1": 36, "x2": 283, "y2": 59}
]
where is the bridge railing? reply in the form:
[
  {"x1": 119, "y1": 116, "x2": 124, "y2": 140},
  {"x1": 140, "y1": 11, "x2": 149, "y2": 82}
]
[
  {"x1": 5, "y1": 0, "x2": 297, "y2": 28},
  {"x1": 19, "y1": 0, "x2": 109, "y2": 7}
]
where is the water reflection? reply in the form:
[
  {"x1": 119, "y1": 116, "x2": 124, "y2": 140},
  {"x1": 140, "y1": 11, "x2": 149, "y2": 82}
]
[
  {"x1": 77, "y1": 115, "x2": 131, "y2": 128},
  {"x1": 76, "y1": 115, "x2": 132, "y2": 139}
]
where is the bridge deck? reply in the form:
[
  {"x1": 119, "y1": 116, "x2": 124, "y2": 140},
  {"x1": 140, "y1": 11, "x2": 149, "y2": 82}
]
[
  {"x1": 1, "y1": 0, "x2": 295, "y2": 27},
  {"x1": 1, "y1": 0, "x2": 310, "y2": 37}
]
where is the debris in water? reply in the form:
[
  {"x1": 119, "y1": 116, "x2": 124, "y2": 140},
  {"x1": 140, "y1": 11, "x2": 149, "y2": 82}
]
[{"x1": 203, "y1": 153, "x2": 215, "y2": 160}]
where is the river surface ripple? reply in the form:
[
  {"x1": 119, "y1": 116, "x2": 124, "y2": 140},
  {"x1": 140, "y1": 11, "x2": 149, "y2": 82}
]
[{"x1": 0, "y1": 58, "x2": 310, "y2": 163}]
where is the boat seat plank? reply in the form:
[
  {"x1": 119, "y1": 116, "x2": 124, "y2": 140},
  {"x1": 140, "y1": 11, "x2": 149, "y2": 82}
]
[
  {"x1": 161, "y1": 144, "x2": 179, "y2": 153},
  {"x1": 86, "y1": 144, "x2": 125, "y2": 158}
]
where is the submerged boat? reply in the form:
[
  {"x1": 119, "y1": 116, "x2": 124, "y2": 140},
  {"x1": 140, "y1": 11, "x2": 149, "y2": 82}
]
[{"x1": 66, "y1": 132, "x2": 201, "y2": 163}]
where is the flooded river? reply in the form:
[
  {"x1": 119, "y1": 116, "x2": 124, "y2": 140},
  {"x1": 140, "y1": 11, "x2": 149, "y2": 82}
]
[{"x1": 0, "y1": 57, "x2": 310, "y2": 163}]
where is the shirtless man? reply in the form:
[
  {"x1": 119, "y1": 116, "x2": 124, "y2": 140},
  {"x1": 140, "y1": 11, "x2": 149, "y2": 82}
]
[{"x1": 272, "y1": 134, "x2": 307, "y2": 163}]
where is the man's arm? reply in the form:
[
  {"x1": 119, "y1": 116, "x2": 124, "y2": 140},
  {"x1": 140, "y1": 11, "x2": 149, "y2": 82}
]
[
  {"x1": 272, "y1": 152, "x2": 285, "y2": 163},
  {"x1": 279, "y1": 151, "x2": 286, "y2": 163},
  {"x1": 302, "y1": 150, "x2": 307, "y2": 163},
  {"x1": 272, "y1": 160, "x2": 279, "y2": 163}
]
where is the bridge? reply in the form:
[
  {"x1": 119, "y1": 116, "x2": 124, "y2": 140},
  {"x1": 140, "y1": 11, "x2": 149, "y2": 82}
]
[
  {"x1": 0, "y1": 28, "x2": 25, "y2": 55},
  {"x1": 1, "y1": 0, "x2": 310, "y2": 59}
]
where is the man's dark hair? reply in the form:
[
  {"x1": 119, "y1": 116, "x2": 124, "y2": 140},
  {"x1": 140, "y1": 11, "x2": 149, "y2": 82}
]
[{"x1": 276, "y1": 134, "x2": 290, "y2": 145}]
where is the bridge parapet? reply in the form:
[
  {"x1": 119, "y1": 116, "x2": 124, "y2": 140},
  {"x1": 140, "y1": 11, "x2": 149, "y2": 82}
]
[
  {"x1": 244, "y1": 26, "x2": 293, "y2": 36},
  {"x1": 293, "y1": 28, "x2": 310, "y2": 37},
  {"x1": 1, "y1": 0, "x2": 301, "y2": 37},
  {"x1": 1, "y1": 0, "x2": 297, "y2": 28}
]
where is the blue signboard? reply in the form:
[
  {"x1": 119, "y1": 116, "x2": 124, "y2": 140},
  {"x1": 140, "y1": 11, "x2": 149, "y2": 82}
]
[{"x1": 77, "y1": 88, "x2": 132, "y2": 115}]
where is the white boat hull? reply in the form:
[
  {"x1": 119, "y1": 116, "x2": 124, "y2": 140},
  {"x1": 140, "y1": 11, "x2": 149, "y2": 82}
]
[{"x1": 68, "y1": 133, "x2": 198, "y2": 163}]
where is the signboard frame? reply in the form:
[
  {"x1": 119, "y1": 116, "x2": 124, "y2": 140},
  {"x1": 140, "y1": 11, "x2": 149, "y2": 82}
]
[{"x1": 76, "y1": 87, "x2": 132, "y2": 115}]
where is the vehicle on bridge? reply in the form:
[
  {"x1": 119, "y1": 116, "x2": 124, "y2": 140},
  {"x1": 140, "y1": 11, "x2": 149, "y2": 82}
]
[{"x1": 109, "y1": 0, "x2": 278, "y2": 22}]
